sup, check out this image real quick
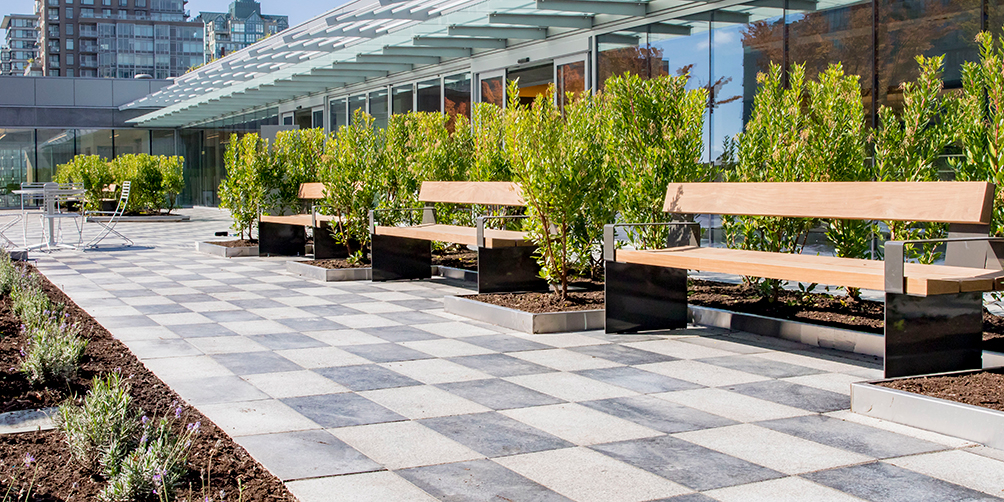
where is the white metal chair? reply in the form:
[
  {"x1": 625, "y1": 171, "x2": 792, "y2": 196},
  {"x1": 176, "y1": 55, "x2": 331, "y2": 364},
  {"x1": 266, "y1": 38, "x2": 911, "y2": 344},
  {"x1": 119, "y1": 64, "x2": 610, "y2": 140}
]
[
  {"x1": 85, "y1": 180, "x2": 133, "y2": 249},
  {"x1": 18, "y1": 182, "x2": 47, "y2": 247},
  {"x1": 37, "y1": 182, "x2": 86, "y2": 251}
]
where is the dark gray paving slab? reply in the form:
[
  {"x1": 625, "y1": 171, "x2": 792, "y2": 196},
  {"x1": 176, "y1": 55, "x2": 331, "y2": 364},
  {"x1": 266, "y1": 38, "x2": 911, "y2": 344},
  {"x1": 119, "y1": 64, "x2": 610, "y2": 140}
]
[
  {"x1": 257, "y1": 288, "x2": 309, "y2": 298},
  {"x1": 275, "y1": 317, "x2": 346, "y2": 332},
  {"x1": 803, "y1": 462, "x2": 999, "y2": 502},
  {"x1": 248, "y1": 333, "x2": 329, "y2": 350},
  {"x1": 98, "y1": 315, "x2": 160, "y2": 328},
  {"x1": 438, "y1": 379, "x2": 564, "y2": 410},
  {"x1": 193, "y1": 285, "x2": 242, "y2": 294},
  {"x1": 727, "y1": 380, "x2": 849, "y2": 413},
  {"x1": 169, "y1": 375, "x2": 267, "y2": 405},
  {"x1": 463, "y1": 335, "x2": 552, "y2": 353},
  {"x1": 299, "y1": 304, "x2": 368, "y2": 317},
  {"x1": 648, "y1": 495, "x2": 718, "y2": 502},
  {"x1": 201, "y1": 310, "x2": 265, "y2": 323},
  {"x1": 314, "y1": 364, "x2": 422, "y2": 391},
  {"x1": 212, "y1": 351, "x2": 302, "y2": 375},
  {"x1": 125, "y1": 339, "x2": 202, "y2": 359},
  {"x1": 236, "y1": 430, "x2": 383, "y2": 481},
  {"x1": 389, "y1": 299, "x2": 440, "y2": 310},
  {"x1": 447, "y1": 354, "x2": 555, "y2": 377},
  {"x1": 420, "y1": 412, "x2": 573, "y2": 457},
  {"x1": 575, "y1": 367, "x2": 702, "y2": 394},
  {"x1": 696, "y1": 355, "x2": 823, "y2": 379},
  {"x1": 283, "y1": 393, "x2": 405, "y2": 428},
  {"x1": 590, "y1": 435, "x2": 784, "y2": 491},
  {"x1": 341, "y1": 343, "x2": 435, "y2": 363},
  {"x1": 168, "y1": 323, "x2": 239, "y2": 338},
  {"x1": 398, "y1": 459, "x2": 573, "y2": 502},
  {"x1": 756, "y1": 415, "x2": 948, "y2": 459},
  {"x1": 109, "y1": 289, "x2": 160, "y2": 298},
  {"x1": 133, "y1": 303, "x2": 193, "y2": 315},
  {"x1": 228, "y1": 298, "x2": 289, "y2": 310},
  {"x1": 164, "y1": 294, "x2": 218, "y2": 304},
  {"x1": 378, "y1": 310, "x2": 451, "y2": 325},
  {"x1": 580, "y1": 396, "x2": 736, "y2": 434},
  {"x1": 361, "y1": 325, "x2": 443, "y2": 343},
  {"x1": 570, "y1": 344, "x2": 677, "y2": 365}
]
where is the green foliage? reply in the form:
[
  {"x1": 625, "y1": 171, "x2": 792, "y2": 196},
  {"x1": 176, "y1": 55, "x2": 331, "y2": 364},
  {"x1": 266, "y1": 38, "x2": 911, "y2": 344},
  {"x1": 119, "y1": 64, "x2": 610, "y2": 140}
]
[
  {"x1": 321, "y1": 110, "x2": 383, "y2": 254},
  {"x1": 54, "y1": 155, "x2": 114, "y2": 211},
  {"x1": 266, "y1": 129, "x2": 323, "y2": 215},
  {"x1": 722, "y1": 63, "x2": 817, "y2": 300},
  {"x1": 158, "y1": 156, "x2": 185, "y2": 214},
  {"x1": 56, "y1": 372, "x2": 140, "y2": 473},
  {"x1": 20, "y1": 319, "x2": 87, "y2": 386},
  {"x1": 99, "y1": 415, "x2": 200, "y2": 502},
  {"x1": 874, "y1": 55, "x2": 951, "y2": 264},
  {"x1": 952, "y1": 30, "x2": 1004, "y2": 237},
  {"x1": 469, "y1": 103, "x2": 511, "y2": 182},
  {"x1": 219, "y1": 133, "x2": 268, "y2": 240},
  {"x1": 107, "y1": 154, "x2": 186, "y2": 213},
  {"x1": 504, "y1": 82, "x2": 613, "y2": 299},
  {"x1": 379, "y1": 113, "x2": 423, "y2": 227},
  {"x1": 604, "y1": 72, "x2": 710, "y2": 250}
]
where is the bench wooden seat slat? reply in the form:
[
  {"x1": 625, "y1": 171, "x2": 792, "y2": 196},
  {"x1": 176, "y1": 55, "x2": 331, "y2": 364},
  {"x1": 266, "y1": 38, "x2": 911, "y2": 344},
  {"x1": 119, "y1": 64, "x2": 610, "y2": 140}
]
[
  {"x1": 374, "y1": 224, "x2": 533, "y2": 248},
  {"x1": 297, "y1": 182, "x2": 326, "y2": 200},
  {"x1": 419, "y1": 182, "x2": 525, "y2": 206},
  {"x1": 616, "y1": 246, "x2": 1004, "y2": 296},
  {"x1": 259, "y1": 214, "x2": 340, "y2": 226},
  {"x1": 662, "y1": 182, "x2": 994, "y2": 224}
]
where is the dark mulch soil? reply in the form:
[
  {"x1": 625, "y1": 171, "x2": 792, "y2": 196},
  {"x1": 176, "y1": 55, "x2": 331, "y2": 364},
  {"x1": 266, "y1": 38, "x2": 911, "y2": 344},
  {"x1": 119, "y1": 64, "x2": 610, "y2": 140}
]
[
  {"x1": 205, "y1": 239, "x2": 258, "y2": 248},
  {"x1": 879, "y1": 369, "x2": 1004, "y2": 412},
  {"x1": 432, "y1": 249, "x2": 478, "y2": 271},
  {"x1": 467, "y1": 288, "x2": 604, "y2": 313},
  {"x1": 0, "y1": 266, "x2": 295, "y2": 502},
  {"x1": 302, "y1": 258, "x2": 368, "y2": 269}
]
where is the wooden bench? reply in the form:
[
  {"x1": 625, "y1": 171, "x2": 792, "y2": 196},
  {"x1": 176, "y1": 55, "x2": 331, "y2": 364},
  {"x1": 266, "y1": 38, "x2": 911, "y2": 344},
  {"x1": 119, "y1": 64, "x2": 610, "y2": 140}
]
[
  {"x1": 258, "y1": 182, "x2": 344, "y2": 258},
  {"x1": 369, "y1": 181, "x2": 546, "y2": 293},
  {"x1": 604, "y1": 181, "x2": 1004, "y2": 378}
]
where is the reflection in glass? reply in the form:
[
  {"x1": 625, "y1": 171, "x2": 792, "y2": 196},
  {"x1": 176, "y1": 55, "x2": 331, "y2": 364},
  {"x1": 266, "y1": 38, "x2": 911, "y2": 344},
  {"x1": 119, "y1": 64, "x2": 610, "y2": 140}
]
[
  {"x1": 444, "y1": 73, "x2": 471, "y2": 118},
  {"x1": 480, "y1": 76, "x2": 504, "y2": 107},
  {"x1": 507, "y1": 63, "x2": 553, "y2": 106},
  {"x1": 348, "y1": 95, "x2": 366, "y2": 124},
  {"x1": 0, "y1": 129, "x2": 34, "y2": 205},
  {"x1": 392, "y1": 84, "x2": 413, "y2": 114},
  {"x1": 114, "y1": 129, "x2": 150, "y2": 157},
  {"x1": 557, "y1": 61, "x2": 585, "y2": 112},
  {"x1": 329, "y1": 97, "x2": 347, "y2": 132},
  {"x1": 369, "y1": 89, "x2": 388, "y2": 128},
  {"x1": 417, "y1": 78, "x2": 441, "y2": 113},
  {"x1": 39, "y1": 129, "x2": 77, "y2": 183},
  {"x1": 151, "y1": 130, "x2": 174, "y2": 156},
  {"x1": 75, "y1": 128, "x2": 112, "y2": 158}
]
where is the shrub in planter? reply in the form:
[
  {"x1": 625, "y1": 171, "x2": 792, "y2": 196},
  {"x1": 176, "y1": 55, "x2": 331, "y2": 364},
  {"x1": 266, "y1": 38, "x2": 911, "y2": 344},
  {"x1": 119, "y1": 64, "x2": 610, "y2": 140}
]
[
  {"x1": 219, "y1": 133, "x2": 268, "y2": 240},
  {"x1": 158, "y1": 155, "x2": 185, "y2": 214},
  {"x1": 504, "y1": 82, "x2": 613, "y2": 299},
  {"x1": 470, "y1": 103, "x2": 511, "y2": 182},
  {"x1": 57, "y1": 372, "x2": 140, "y2": 473},
  {"x1": 54, "y1": 155, "x2": 114, "y2": 211},
  {"x1": 321, "y1": 110, "x2": 383, "y2": 258},
  {"x1": 605, "y1": 72, "x2": 709, "y2": 251},
  {"x1": 20, "y1": 318, "x2": 88, "y2": 386},
  {"x1": 266, "y1": 129, "x2": 323, "y2": 215}
]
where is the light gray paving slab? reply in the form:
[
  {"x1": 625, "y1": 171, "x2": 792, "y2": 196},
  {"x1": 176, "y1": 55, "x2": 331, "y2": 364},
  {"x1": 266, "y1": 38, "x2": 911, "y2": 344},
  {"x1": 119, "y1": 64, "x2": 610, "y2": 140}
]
[{"x1": 235, "y1": 429, "x2": 382, "y2": 481}]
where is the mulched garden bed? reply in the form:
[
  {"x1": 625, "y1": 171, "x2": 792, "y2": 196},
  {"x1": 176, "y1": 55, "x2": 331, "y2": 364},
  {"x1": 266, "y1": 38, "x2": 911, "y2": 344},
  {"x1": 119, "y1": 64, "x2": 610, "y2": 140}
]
[
  {"x1": 878, "y1": 369, "x2": 1004, "y2": 412},
  {"x1": 465, "y1": 280, "x2": 605, "y2": 313},
  {"x1": 301, "y1": 258, "x2": 368, "y2": 269},
  {"x1": 206, "y1": 239, "x2": 258, "y2": 248},
  {"x1": 432, "y1": 249, "x2": 478, "y2": 271},
  {"x1": 0, "y1": 266, "x2": 295, "y2": 502}
]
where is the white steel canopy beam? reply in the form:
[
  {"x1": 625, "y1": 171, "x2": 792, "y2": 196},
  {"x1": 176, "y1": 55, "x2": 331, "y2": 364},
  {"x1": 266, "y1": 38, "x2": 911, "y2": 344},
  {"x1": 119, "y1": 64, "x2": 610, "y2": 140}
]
[
  {"x1": 381, "y1": 45, "x2": 471, "y2": 58},
  {"x1": 448, "y1": 25, "x2": 548, "y2": 39},
  {"x1": 488, "y1": 12, "x2": 593, "y2": 28},
  {"x1": 356, "y1": 53, "x2": 441, "y2": 65},
  {"x1": 622, "y1": 22, "x2": 691, "y2": 35},
  {"x1": 535, "y1": 0, "x2": 647, "y2": 16},
  {"x1": 331, "y1": 61, "x2": 414, "y2": 72},
  {"x1": 680, "y1": 10, "x2": 750, "y2": 23},
  {"x1": 413, "y1": 36, "x2": 507, "y2": 49}
]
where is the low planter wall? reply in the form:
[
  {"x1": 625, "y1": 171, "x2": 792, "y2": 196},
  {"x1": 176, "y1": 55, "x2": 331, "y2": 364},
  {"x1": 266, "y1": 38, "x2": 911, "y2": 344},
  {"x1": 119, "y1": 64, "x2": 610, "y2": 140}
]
[
  {"x1": 851, "y1": 374, "x2": 1004, "y2": 450},
  {"x1": 195, "y1": 241, "x2": 258, "y2": 258},
  {"x1": 443, "y1": 295, "x2": 603, "y2": 334}
]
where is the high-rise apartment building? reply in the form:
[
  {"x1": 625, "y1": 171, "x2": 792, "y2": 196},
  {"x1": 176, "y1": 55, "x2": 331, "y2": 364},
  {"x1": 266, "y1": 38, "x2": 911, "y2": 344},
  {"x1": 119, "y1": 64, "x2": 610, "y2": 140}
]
[
  {"x1": 197, "y1": 0, "x2": 286, "y2": 63},
  {"x1": 1, "y1": 14, "x2": 39, "y2": 76},
  {"x1": 33, "y1": 0, "x2": 204, "y2": 78}
]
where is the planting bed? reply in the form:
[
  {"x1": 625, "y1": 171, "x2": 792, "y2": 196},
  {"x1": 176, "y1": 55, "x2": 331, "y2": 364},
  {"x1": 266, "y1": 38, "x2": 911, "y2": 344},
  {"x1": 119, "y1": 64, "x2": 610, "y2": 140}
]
[
  {"x1": 0, "y1": 266, "x2": 294, "y2": 501},
  {"x1": 467, "y1": 290, "x2": 604, "y2": 313},
  {"x1": 301, "y1": 258, "x2": 367, "y2": 269},
  {"x1": 878, "y1": 369, "x2": 1004, "y2": 412},
  {"x1": 432, "y1": 249, "x2": 477, "y2": 271},
  {"x1": 205, "y1": 239, "x2": 259, "y2": 248}
]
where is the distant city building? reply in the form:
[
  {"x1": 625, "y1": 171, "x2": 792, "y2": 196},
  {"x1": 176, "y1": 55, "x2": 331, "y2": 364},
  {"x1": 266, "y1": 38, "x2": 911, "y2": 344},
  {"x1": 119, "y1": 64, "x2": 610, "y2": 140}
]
[
  {"x1": 1, "y1": 14, "x2": 39, "y2": 76},
  {"x1": 197, "y1": 0, "x2": 287, "y2": 63},
  {"x1": 32, "y1": 0, "x2": 203, "y2": 78}
]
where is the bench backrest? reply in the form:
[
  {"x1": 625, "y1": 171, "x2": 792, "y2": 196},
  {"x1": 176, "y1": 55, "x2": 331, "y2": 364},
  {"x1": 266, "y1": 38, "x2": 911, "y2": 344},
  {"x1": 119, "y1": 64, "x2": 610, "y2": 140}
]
[
  {"x1": 419, "y1": 181, "x2": 525, "y2": 206},
  {"x1": 298, "y1": 182, "x2": 326, "y2": 200},
  {"x1": 663, "y1": 182, "x2": 994, "y2": 225}
]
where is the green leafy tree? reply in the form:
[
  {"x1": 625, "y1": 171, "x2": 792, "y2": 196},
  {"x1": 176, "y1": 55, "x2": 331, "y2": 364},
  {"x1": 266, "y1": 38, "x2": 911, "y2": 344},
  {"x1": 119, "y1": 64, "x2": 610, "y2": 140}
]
[
  {"x1": 54, "y1": 155, "x2": 114, "y2": 210},
  {"x1": 504, "y1": 82, "x2": 611, "y2": 300},
  {"x1": 266, "y1": 129, "x2": 323, "y2": 215},
  {"x1": 157, "y1": 156, "x2": 184, "y2": 214},
  {"x1": 952, "y1": 31, "x2": 1004, "y2": 237},
  {"x1": 321, "y1": 110, "x2": 383, "y2": 256},
  {"x1": 218, "y1": 133, "x2": 268, "y2": 240},
  {"x1": 604, "y1": 72, "x2": 710, "y2": 250},
  {"x1": 110, "y1": 154, "x2": 164, "y2": 213},
  {"x1": 874, "y1": 55, "x2": 952, "y2": 264},
  {"x1": 379, "y1": 113, "x2": 423, "y2": 227},
  {"x1": 470, "y1": 103, "x2": 511, "y2": 182}
]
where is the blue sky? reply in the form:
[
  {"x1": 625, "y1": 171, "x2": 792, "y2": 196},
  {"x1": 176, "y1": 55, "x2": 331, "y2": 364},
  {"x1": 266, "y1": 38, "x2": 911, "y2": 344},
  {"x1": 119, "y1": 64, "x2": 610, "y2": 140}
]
[{"x1": 4, "y1": 0, "x2": 323, "y2": 40}]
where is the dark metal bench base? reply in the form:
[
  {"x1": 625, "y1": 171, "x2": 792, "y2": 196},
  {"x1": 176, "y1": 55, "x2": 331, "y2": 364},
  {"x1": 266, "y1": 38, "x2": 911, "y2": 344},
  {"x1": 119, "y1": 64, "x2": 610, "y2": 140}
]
[
  {"x1": 884, "y1": 291, "x2": 983, "y2": 378},
  {"x1": 371, "y1": 234, "x2": 546, "y2": 293},
  {"x1": 258, "y1": 221, "x2": 306, "y2": 256},
  {"x1": 604, "y1": 260, "x2": 985, "y2": 378}
]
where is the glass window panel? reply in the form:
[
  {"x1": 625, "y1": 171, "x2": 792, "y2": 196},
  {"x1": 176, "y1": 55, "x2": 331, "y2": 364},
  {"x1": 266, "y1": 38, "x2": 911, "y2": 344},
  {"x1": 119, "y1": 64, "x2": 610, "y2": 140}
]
[
  {"x1": 556, "y1": 61, "x2": 585, "y2": 112},
  {"x1": 369, "y1": 89, "x2": 388, "y2": 128},
  {"x1": 392, "y1": 84, "x2": 413, "y2": 114},
  {"x1": 39, "y1": 129, "x2": 77, "y2": 183},
  {"x1": 312, "y1": 109, "x2": 323, "y2": 129},
  {"x1": 348, "y1": 95, "x2": 366, "y2": 124},
  {"x1": 114, "y1": 129, "x2": 149, "y2": 157},
  {"x1": 151, "y1": 130, "x2": 174, "y2": 156},
  {"x1": 444, "y1": 73, "x2": 471, "y2": 118},
  {"x1": 0, "y1": 129, "x2": 35, "y2": 205},
  {"x1": 329, "y1": 97, "x2": 347, "y2": 131},
  {"x1": 507, "y1": 63, "x2": 553, "y2": 106},
  {"x1": 416, "y1": 78, "x2": 441, "y2": 113},
  {"x1": 480, "y1": 76, "x2": 504, "y2": 107}
]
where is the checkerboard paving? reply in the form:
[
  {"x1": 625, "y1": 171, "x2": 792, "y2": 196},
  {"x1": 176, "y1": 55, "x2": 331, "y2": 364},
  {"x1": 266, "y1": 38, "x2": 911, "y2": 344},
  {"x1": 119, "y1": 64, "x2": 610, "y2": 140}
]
[{"x1": 19, "y1": 208, "x2": 1004, "y2": 502}]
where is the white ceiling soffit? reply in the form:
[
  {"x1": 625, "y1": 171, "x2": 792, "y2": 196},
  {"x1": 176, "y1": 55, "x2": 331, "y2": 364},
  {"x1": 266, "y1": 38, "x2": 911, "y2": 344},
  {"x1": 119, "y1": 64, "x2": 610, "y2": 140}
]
[{"x1": 125, "y1": 0, "x2": 819, "y2": 127}]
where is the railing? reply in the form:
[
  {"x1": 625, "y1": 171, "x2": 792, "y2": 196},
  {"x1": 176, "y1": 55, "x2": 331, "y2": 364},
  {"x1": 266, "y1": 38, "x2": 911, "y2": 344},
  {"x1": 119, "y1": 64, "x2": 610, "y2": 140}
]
[{"x1": 79, "y1": 28, "x2": 98, "y2": 37}]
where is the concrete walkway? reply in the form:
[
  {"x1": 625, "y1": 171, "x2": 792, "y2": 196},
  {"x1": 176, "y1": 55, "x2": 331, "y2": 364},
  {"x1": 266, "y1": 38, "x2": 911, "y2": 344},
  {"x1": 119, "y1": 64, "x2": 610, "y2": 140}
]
[{"x1": 13, "y1": 207, "x2": 1004, "y2": 501}]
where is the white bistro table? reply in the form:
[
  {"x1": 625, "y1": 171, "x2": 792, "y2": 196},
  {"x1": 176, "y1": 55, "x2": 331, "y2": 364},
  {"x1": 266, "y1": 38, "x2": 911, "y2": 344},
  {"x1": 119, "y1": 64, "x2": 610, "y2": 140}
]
[{"x1": 14, "y1": 183, "x2": 86, "y2": 251}]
